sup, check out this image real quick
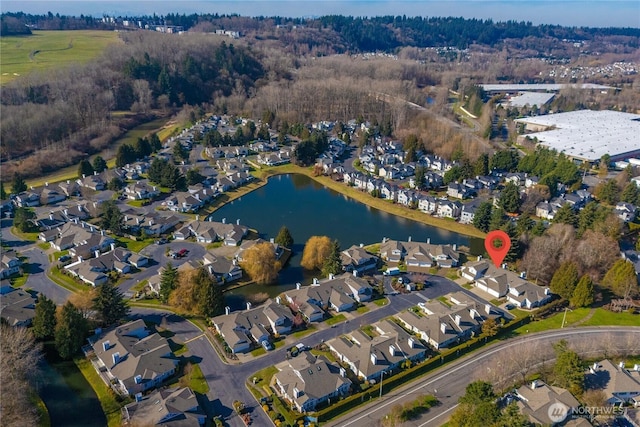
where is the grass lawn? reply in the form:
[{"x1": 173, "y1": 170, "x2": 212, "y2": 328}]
[
  {"x1": 47, "y1": 267, "x2": 86, "y2": 293},
  {"x1": 0, "y1": 30, "x2": 122, "y2": 85},
  {"x1": 126, "y1": 199, "x2": 147, "y2": 208},
  {"x1": 116, "y1": 236, "x2": 154, "y2": 253},
  {"x1": 310, "y1": 348, "x2": 337, "y2": 363},
  {"x1": 11, "y1": 273, "x2": 29, "y2": 288},
  {"x1": 512, "y1": 308, "x2": 592, "y2": 335},
  {"x1": 251, "y1": 347, "x2": 267, "y2": 357},
  {"x1": 130, "y1": 280, "x2": 149, "y2": 293},
  {"x1": 291, "y1": 325, "x2": 317, "y2": 339},
  {"x1": 356, "y1": 306, "x2": 370, "y2": 314},
  {"x1": 374, "y1": 298, "x2": 389, "y2": 306},
  {"x1": 580, "y1": 308, "x2": 640, "y2": 327},
  {"x1": 187, "y1": 364, "x2": 209, "y2": 394},
  {"x1": 325, "y1": 314, "x2": 347, "y2": 326},
  {"x1": 436, "y1": 296, "x2": 452, "y2": 307},
  {"x1": 74, "y1": 357, "x2": 123, "y2": 427},
  {"x1": 11, "y1": 227, "x2": 40, "y2": 242},
  {"x1": 37, "y1": 242, "x2": 50, "y2": 250}
]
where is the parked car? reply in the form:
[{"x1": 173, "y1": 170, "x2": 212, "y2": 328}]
[
  {"x1": 156, "y1": 238, "x2": 168, "y2": 245},
  {"x1": 261, "y1": 340, "x2": 273, "y2": 351},
  {"x1": 176, "y1": 248, "x2": 189, "y2": 258},
  {"x1": 58, "y1": 255, "x2": 71, "y2": 262}
]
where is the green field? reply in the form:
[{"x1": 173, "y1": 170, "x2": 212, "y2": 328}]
[{"x1": 1, "y1": 30, "x2": 121, "y2": 85}]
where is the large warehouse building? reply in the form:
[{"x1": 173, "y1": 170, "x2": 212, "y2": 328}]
[{"x1": 515, "y1": 110, "x2": 640, "y2": 163}]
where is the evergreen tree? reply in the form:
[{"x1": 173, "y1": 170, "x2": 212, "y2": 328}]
[
  {"x1": 499, "y1": 182, "x2": 521, "y2": 214},
  {"x1": 173, "y1": 142, "x2": 188, "y2": 163},
  {"x1": 549, "y1": 261, "x2": 579, "y2": 300},
  {"x1": 92, "y1": 156, "x2": 107, "y2": 173},
  {"x1": 516, "y1": 212, "x2": 534, "y2": 236},
  {"x1": 553, "y1": 340, "x2": 584, "y2": 395},
  {"x1": 489, "y1": 207, "x2": 506, "y2": 231},
  {"x1": 77, "y1": 159, "x2": 94, "y2": 179},
  {"x1": 149, "y1": 133, "x2": 162, "y2": 152},
  {"x1": 570, "y1": 275, "x2": 594, "y2": 308},
  {"x1": 621, "y1": 182, "x2": 640, "y2": 205},
  {"x1": 501, "y1": 221, "x2": 520, "y2": 262},
  {"x1": 115, "y1": 144, "x2": 136, "y2": 167},
  {"x1": 498, "y1": 402, "x2": 533, "y2": 427},
  {"x1": 489, "y1": 150, "x2": 519, "y2": 172},
  {"x1": 595, "y1": 179, "x2": 619, "y2": 205},
  {"x1": 55, "y1": 302, "x2": 88, "y2": 360},
  {"x1": 135, "y1": 137, "x2": 153, "y2": 159},
  {"x1": 0, "y1": 182, "x2": 6, "y2": 200},
  {"x1": 602, "y1": 259, "x2": 639, "y2": 298},
  {"x1": 414, "y1": 166, "x2": 426, "y2": 190},
  {"x1": 100, "y1": 200, "x2": 123, "y2": 234},
  {"x1": 274, "y1": 226, "x2": 294, "y2": 249},
  {"x1": 194, "y1": 268, "x2": 224, "y2": 317},
  {"x1": 159, "y1": 263, "x2": 178, "y2": 303},
  {"x1": 554, "y1": 204, "x2": 577, "y2": 227},
  {"x1": 92, "y1": 282, "x2": 129, "y2": 327},
  {"x1": 107, "y1": 177, "x2": 124, "y2": 191},
  {"x1": 186, "y1": 168, "x2": 205, "y2": 185},
  {"x1": 322, "y1": 240, "x2": 342, "y2": 278},
  {"x1": 473, "y1": 201, "x2": 493, "y2": 233},
  {"x1": 530, "y1": 220, "x2": 547, "y2": 236},
  {"x1": 11, "y1": 172, "x2": 27, "y2": 194},
  {"x1": 474, "y1": 153, "x2": 489, "y2": 176},
  {"x1": 32, "y1": 295, "x2": 57, "y2": 340},
  {"x1": 14, "y1": 207, "x2": 36, "y2": 232}
]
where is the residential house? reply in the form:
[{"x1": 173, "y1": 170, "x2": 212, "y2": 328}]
[
  {"x1": 616, "y1": 202, "x2": 638, "y2": 222},
  {"x1": 460, "y1": 199, "x2": 483, "y2": 224},
  {"x1": 1, "y1": 253, "x2": 22, "y2": 279},
  {"x1": 15, "y1": 191, "x2": 41, "y2": 207},
  {"x1": 505, "y1": 172, "x2": 527, "y2": 186},
  {"x1": 89, "y1": 319, "x2": 178, "y2": 395},
  {"x1": 0, "y1": 286, "x2": 37, "y2": 327},
  {"x1": 447, "y1": 183, "x2": 475, "y2": 200},
  {"x1": 418, "y1": 196, "x2": 438, "y2": 214},
  {"x1": 397, "y1": 189, "x2": 418, "y2": 206},
  {"x1": 39, "y1": 185, "x2": 67, "y2": 205},
  {"x1": 515, "y1": 380, "x2": 580, "y2": 425},
  {"x1": 396, "y1": 300, "x2": 482, "y2": 349},
  {"x1": 340, "y1": 245, "x2": 379, "y2": 275},
  {"x1": 273, "y1": 351, "x2": 352, "y2": 413},
  {"x1": 587, "y1": 360, "x2": 640, "y2": 407},
  {"x1": 327, "y1": 319, "x2": 428, "y2": 381},
  {"x1": 379, "y1": 239, "x2": 460, "y2": 270},
  {"x1": 121, "y1": 387, "x2": 206, "y2": 427},
  {"x1": 235, "y1": 239, "x2": 283, "y2": 263},
  {"x1": 203, "y1": 252, "x2": 243, "y2": 282},
  {"x1": 211, "y1": 299, "x2": 293, "y2": 353},
  {"x1": 436, "y1": 200, "x2": 462, "y2": 219},
  {"x1": 124, "y1": 182, "x2": 160, "y2": 200},
  {"x1": 76, "y1": 174, "x2": 106, "y2": 191},
  {"x1": 58, "y1": 180, "x2": 81, "y2": 197},
  {"x1": 180, "y1": 220, "x2": 248, "y2": 246},
  {"x1": 506, "y1": 281, "x2": 552, "y2": 309}
]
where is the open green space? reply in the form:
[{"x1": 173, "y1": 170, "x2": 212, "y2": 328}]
[
  {"x1": 47, "y1": 267, "x2": 87, "y2": 293},
  {"x1": 116, "y1": 236, "x2": 155, "y2": 253},
  {"x1": 187, "y1": 364, "x2": 209, "y2": 394},
  {"x1": 291, "y1": 325, "x2": 317, "y2": 338},
  {"x1": 580, "y1": 308, "x2": 639, "y2": 326},
  {"x1": 356, "y1": 305, "x2": 370, "y2": 314},
  {"x1": 10, "y1": 227, "x2": 40, "y2": 242},
  {"x1": 325, "y1": 314, "x2": 347, "y2": 326},
  {"x1": 373, "y1": 298, "x2": 389, "y2": 306},
  {"x1": 74, "y1": 357, "x2": 123, "y2": 427},
  {"x1": 1, "y1": 30, "x2": 122, "y2": 85}
]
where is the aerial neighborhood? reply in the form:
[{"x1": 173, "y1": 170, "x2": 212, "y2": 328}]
[{"x1": 1, "y1": 9, "x2": 640, "y2": 427}]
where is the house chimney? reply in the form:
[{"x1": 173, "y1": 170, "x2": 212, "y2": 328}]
[
  {"x1": 531, "y1": 380, "x2": 538, "y2": 390},
  {"x1": 236, "y1": 219, "x2": 240, "y2": 225},
  {"x1": 134, "y1": 375, "x2": 142, "y2": 384},
  {"x1": 83, "y1": 174, "x2": 86, "y2": 179},
  {"x1": 67, "y1": 180, "x2": 71, "y2": 184},
  {"x1": 94, "y1": 250, "x2": 100, "y2": 259},
  {"x1": 135, "y1": 217, "x2": 140, "y2": 225},
  {"x1": 329, "y1": 273, "x2": 335, "y2": 280},
  {"x1": 225, "y1": 306, "x2": 231, "y2": 315},
  {"x1": 196, "y1": 215, "x2": 199, "y2": 221},
  {"x1": 359, "y1": 243, "x2": 364, "y2": 248},
  {"x1": 485, "y1": 303, "x2": 492, "y2": 314},
  {"x1": 64, "y1": 209, "x2": 68, "y2": 215},
  {"x1": 270, "y1": 238, "x2": 275, "y2": 244},
  {"x1": 619, "y1": 361, "x2": 625, "y2": 369},
  {"x1": 78, "y1": 256, "x2": 84, "y2": 262},
  {"x1": 477, "y1": 255, "x2": 482, "y2": 261},
  {"x1": 470, "y1": 308, "x2": 479, "y2": 319},
  {"x1": 246, "y1": 302, "x2": 252, "y2": 311},
  {"x1": 408, "y1": 236, "x2": 412, "y2": 242},
  {"x1": 313, "y1": 278, "x2": 319, "y2": 285},
  {"x1": 591, "y1": 362, "x2": 599, "y2": 373},
  {"x1": 388, "y1": 344, "x2": 397, "y2": 357},
  {"x1": 454, "y1": 314, "x2": 462, "y2": 326},
  {"x1": 440, "y1": 322, "x2": 447, "y2": 334},
  {"x1": 296, "y1": 283, "x2": 301, "y2": 290},
  {"x1": 110, "y1": 243, "x2": 115, "y2": 251},
  {"x1": 408, "y1": 337, "x2": 415, "y2": 348},
  {"x1": 222, "y1": 218, "x2": 226, "y2": 224},
  {"x1": 101, "y1": 230, "x2": 105, "y2": 236},
  {"x1": 452, "y1": 244, "x2": 457, "y2": 251},
  {"x1": 353, "y1": 270, "x2": 358, "y2": 277},
  {"x1": 102, "y1": 340, "x2": 110, "y2": 351},
  {"x1": 45, "y1": 182, "x2": 49, "y2": 187},
  {"x1": 275, "y1": 296, "x2": 281, "y2": 304},
  {"x1": 112, "y1": 352, "x2": 120, "y2": 366},
  {"x1": 501, "y1": 263, "x2": 507, "y2": 269},
  {"x1": 520, "y1": 271, "x2": 526, "y2": 279},
  {"x1": 634, "y1": 364, "x2": 639, "y2": 371},
  {"x1": 135, "y1": 393, "x2": 143, "y2": 402},
  {"x1": 370, "y1": 352, "x2": 378, "y2": 365},
  {"x1": 49, "y1": 214, "x2": 54, "y2": 220}
]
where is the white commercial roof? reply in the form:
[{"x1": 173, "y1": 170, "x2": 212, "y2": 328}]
[
  {"x1": 504, "y1": 92, "x2": 555, "y2": 108},
  {"x1": 481, "y1": 83, "x2": 614, "y2": 92},
  {"x1": 515, "y1": 110, "x2": 640, "y2": 162}
]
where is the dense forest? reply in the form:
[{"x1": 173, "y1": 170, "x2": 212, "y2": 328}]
[{"x1": 3, "y1": 12, "x2": 639, "y2": 51}]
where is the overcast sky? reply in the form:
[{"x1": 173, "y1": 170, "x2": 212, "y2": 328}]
[{"x1": 2, "y1": 1, "x2": 639, "y2": 28}]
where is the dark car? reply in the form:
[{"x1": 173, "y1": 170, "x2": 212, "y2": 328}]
[
  {"x1": 176, "y1": 248, "x2": 189, "y2": 258},
  {"x1": 156, "y1": 238, "x2": 168, "y2": 245}
]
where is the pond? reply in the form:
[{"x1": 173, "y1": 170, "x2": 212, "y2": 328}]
[
  {"x1": 208, "y1": 174, "x2": 483, "y2": 308},
  {"x1": 38, "y1": 345, "x2": 106, "y2": 427}
]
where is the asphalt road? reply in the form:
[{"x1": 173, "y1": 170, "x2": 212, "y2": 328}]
[
  {"x1": 1, "y1": 219, "x2": 72, "y2": 304},
  {"x1": 330, "y1": 327, "x2": 640, "y2": 427}
]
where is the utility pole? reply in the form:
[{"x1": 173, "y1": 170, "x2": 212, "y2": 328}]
[{"x1": 379, "y1": 371, "x2": 385, "y2": 399}]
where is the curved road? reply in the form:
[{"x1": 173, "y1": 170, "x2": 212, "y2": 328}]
[{"x1": 331, "y1": 327, "x2": 640, "y2": 427}]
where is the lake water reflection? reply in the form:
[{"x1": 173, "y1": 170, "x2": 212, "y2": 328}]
[{"x1": 208, "y1": 174, "x2": 482, "y2": 308}]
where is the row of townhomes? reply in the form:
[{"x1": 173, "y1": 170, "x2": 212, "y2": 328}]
[{"x1": 461, "y1": 259, "x2": 553, "y2": 309}]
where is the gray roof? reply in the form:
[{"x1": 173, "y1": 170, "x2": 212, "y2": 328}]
[
  {"x1": 0, "y1": 288, "x2": 37, "y2": 326},
  {"x1": 123, "y1": 387, "x2": 204, "y2": 427},
  {"x1": 516, "y1": 381, "x2": 580, "y2": 425}
]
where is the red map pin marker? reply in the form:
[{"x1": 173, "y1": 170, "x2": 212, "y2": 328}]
[{"x1": 484, "y1": 230, "x2": 511, "y2": 268}]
